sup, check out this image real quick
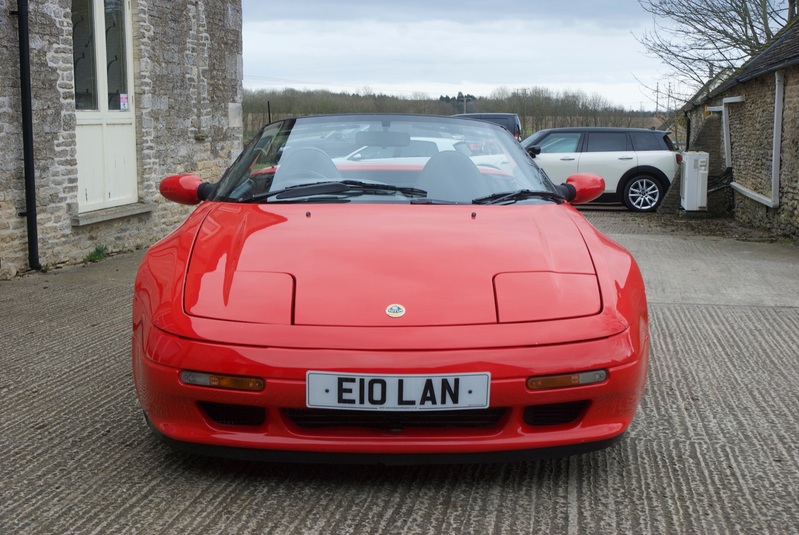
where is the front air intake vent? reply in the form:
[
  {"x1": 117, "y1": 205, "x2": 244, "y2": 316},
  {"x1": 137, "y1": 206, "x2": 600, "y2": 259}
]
[
  {"x1": 199, "y1": 402, "x2": 266, "y2": 426},
  {"x1": 285, "y1": 408, "x2": 507, "y2": 430},
  {"x1": 523, "y1": 401, "x2": 588, "y2": 426}
]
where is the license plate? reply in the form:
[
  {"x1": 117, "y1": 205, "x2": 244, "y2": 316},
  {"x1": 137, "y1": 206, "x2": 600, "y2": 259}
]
[{"x1": 306, "y1": 372, "x2": 490, "y2": 411}]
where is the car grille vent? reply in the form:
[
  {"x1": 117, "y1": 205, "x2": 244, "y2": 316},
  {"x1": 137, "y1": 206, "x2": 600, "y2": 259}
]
[
  {"x1": 523, "y1": 401, "x2": 588, "y2": 426},
  {"x1": 199, "y1": 402, "x2": 266, "y2": 427},
  {"x1": 285, "y1": 408, "x2": 507, "y2": 430}
]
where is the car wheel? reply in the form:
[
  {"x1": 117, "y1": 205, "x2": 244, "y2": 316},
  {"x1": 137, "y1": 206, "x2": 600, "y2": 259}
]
[{"x1": 623, "y1": 175, "x2": 664, "y2": 212}]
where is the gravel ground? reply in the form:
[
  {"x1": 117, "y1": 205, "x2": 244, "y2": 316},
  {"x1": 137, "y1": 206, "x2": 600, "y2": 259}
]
[{"x1": 579, "y1": 205, "x2": 790, "y2": 243}]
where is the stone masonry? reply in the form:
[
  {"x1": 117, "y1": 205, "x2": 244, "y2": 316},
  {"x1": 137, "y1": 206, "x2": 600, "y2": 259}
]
[
  {"x1": 0, "y1": 0, "x2": 243, "y2": 278},
  {"x1": 685, "y1": 64, "x2": 799, "y2": 239}
]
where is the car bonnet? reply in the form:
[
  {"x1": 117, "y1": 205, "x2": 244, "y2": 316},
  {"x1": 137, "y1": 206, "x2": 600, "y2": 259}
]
[{"x1": 182, "y1": 203, "x2": 600, "y2": 327}]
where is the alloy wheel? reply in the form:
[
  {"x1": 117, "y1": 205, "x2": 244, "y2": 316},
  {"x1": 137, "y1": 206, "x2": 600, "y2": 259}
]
[{"x1": 625, "y1": 177, "x2": 662, "y2": 211}]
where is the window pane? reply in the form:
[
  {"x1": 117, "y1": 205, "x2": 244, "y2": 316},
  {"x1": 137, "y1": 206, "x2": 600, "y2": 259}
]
[
  {"x1": 540, "y1": 133, "x2": 580, "y2": 153},
  {"x1": 104, "y1": 0, "x2": 128, "y2": 110},
  {"x1": 630, "y1": 132, "x2": 662, "y2": 151},
  {"x1": 72, "y1": 0, "x2": 97, "y2": 110},
  {"x1": 585, "y1": 133, "x2": 627, "y2": 152}
]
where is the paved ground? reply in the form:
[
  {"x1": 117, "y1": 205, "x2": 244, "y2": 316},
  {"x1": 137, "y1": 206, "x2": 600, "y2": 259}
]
[{"x1": 2, "y1": 209, "x2": 798, "y2": 534}]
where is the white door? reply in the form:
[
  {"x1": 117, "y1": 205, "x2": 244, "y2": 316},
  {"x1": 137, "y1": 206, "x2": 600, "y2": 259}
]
[
  {"x1": 72, "y1": 0, "x2": 137, "y2": 212},
  {"x1": 577, "y1": 132, "x2": 637, "y2": 193},
  {"x1": 532, "y1": 132, "x2": 581, "y2": 184}
]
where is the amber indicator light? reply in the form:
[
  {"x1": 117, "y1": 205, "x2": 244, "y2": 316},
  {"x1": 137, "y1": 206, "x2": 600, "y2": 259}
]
[
  {"x1": 181, "y1": 371, "x2": 265, "y2": 392},
  {"x1": 526, "y1": 370, "x2": 608, "y2": 390}
]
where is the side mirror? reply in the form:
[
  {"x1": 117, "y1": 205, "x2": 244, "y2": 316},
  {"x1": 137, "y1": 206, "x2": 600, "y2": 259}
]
[
  {"x1": 562, "y1": 173, "x2": 605, "y2": 204},
  {"x1": 526, "y1": 145, "x2": 541, "y2": 158},
  {"x1": 160, "y1": 174, "x2": 215, "y2": 205}
]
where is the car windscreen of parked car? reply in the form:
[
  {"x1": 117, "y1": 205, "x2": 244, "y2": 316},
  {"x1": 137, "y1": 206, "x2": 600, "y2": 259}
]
[{"x1": 214, "y1": 115, "x2": 553, "y2": 205}]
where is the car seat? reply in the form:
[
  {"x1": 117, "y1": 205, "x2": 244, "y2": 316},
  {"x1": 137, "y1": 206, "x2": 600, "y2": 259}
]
[
  {"x1": 415, "y1": 151, "x2": 491, "y2": 203},
  {"x1": 272, "y1": 147, "x2": 341, "y2": 190}
]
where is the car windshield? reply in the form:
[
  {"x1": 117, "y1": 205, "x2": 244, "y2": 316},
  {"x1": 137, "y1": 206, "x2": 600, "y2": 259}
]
[{"x1": 213, "y1": 114, "x2": 557, "y2": 204}]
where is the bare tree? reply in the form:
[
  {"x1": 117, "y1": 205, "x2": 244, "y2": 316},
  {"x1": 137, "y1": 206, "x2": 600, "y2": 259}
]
[{"x1": 636, "y1": 0, "x2": 790, "y2": 89}]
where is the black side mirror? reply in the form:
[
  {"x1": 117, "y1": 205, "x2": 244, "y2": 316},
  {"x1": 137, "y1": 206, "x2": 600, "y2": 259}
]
[
  {"x1": 526, "y1": 145, "x2": 541, "y2": 158},
  {"x1": 555, "y1": 183, "x2": 576, "y2": 202},
  {"x1": 198, "y1": 182, "x2": 216, "y2": 201}
]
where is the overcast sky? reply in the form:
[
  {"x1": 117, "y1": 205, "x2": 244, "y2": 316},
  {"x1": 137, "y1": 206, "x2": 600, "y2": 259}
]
[{"x1": 241, "y1": 1, "x2": 673, "y2": 110}]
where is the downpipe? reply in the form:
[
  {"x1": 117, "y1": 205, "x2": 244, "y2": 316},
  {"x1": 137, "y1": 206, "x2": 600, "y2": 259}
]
[
  {"x1": 13, "y1": 0, "x2": 41, "y2": 270},
  {"x1": 683, "y1": 111, "x2": 690, "y2": 152}
]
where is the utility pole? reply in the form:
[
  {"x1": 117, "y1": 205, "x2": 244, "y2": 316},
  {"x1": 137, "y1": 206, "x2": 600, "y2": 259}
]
[
  {"x1": 655, "y1": 82, "x2": 660, "y2": 116},
  {"x1": 456, "y1": 92, "x2": 475, "y2": 113}
]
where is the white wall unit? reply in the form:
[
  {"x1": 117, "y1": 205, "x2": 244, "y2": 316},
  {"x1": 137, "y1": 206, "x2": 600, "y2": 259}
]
[{"x1": 680, "y1": 151, "x2": 709, "y2": 211}]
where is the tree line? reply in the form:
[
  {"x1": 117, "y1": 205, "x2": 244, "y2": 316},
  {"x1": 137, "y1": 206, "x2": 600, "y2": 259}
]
[{"x1": 242, "y1": 86, "x2": 666, "y2": 140}]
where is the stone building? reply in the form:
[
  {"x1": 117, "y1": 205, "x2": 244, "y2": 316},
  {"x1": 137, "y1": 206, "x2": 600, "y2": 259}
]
[
  {"x1": 1, "y1": 0, "x2": 243, "y2": 278},
  {"x1": 682, "y1": 17, "x2": 799, "y2": 239}
]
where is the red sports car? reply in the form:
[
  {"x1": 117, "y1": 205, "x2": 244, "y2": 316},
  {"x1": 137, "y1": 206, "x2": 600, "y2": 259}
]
[{"x1": 132, "y1": 114, "x2": 649, "y2": 464}]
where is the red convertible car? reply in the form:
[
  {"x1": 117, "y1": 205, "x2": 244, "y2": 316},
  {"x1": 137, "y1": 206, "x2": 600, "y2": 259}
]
[{"x1": 132, "y1": 114, "x2": 649, "y2": 464}]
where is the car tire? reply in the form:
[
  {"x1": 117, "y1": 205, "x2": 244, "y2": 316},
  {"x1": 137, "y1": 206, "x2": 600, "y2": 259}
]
[{"x1": 622, "y1": 175, "x2": 664, "y2": 212}]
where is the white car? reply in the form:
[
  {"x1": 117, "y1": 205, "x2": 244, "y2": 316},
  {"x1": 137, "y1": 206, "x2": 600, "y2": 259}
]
[
  {"x1": 523, "y1": 127, "x2": 682, "y2": 212},
  {"x1": 338, "y1": 137, "x2": 473, "y2": 161},
  {"x1": 335, "y1": 136, "x2": 512, "y2": 173}
]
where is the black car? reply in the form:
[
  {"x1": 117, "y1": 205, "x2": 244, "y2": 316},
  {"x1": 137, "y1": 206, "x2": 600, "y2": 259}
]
[{"x1": 454, "y1": 113, "x2": 523, "y2": 141}]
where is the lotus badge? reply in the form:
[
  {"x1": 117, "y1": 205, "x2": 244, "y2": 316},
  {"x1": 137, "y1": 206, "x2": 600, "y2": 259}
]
[{"x1": 385, "y1": 304, "x2": 406, "y2": 318}]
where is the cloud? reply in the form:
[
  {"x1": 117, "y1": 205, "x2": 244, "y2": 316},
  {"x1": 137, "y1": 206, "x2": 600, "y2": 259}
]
[
  {"x1": 243, "y1": 0, "x2": 649, "y2": 28},
  {"x1": 241, "y1": 1, "x2": 666, "y2": 109}
]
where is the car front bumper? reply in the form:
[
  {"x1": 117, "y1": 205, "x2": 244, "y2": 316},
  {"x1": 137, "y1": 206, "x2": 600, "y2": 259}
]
[{"x1": 132, "y1": 317, "x2": 648, "y2": 461}]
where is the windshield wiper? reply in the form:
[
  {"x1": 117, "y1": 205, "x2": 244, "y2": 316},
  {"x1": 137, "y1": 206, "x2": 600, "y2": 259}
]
[
  {"x1": 240, "y1": 180, "x2": 427, "y2": 203},
  {"x1": 339, "y1": 180, "x2": 427, "y2": 198},
  {"x1": 409, "y1": 197, "x2": 459, "y2": 205},
  {"x1": 471, "y1": 189, "x2": 564, "y2": 205}
]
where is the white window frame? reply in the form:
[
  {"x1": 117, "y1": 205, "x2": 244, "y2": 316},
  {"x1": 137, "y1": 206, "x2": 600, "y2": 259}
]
[{"x1": 74, "y1": 0, "x2": 138, "y2": 213}]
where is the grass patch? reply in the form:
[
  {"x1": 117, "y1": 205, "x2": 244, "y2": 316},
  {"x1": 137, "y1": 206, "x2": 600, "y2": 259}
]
[{"x1": 83, "y1": 244, "x2": 109, "y2": 263}]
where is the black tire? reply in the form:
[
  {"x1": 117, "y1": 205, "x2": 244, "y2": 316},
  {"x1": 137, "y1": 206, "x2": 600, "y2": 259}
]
[{"x1": 622, "y1": 175, "x2": 664, "y2": 212}]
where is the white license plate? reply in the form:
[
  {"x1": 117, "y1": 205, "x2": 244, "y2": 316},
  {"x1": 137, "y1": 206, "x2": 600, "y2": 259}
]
[{"x1": 306, "y1": 372, "x2": 490, "y2": 411}]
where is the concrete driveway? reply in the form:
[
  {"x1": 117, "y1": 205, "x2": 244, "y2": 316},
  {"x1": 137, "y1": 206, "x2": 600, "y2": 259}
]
[{"x1": 2, "y1": 209, "x2": 797, "y2": 534}]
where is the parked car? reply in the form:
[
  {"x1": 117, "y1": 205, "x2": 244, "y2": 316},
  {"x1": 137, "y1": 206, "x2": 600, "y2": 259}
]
[
  {"x1": 336, "y1": 136, "x2": 473, "y2": 161},
  {"x1": 134, "y1": 114, "x2": 649, "y2": 464},
  {"x1": 455, "y1": 113, "x2": 523, "y2": 141},
  {"x1": 333, "y1": 136, "x2": 512, "y2": 173},
  {"x1": 522, "y1": 127, "x2": 682, "y2": 212}
]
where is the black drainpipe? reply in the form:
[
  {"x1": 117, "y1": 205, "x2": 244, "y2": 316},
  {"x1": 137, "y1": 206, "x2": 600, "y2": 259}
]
[
  {"x1": 683, "y1": 111, "x2": 691, "y2": 152},
  {"x1": 13, "y1": 0, "x2": 41, "y2": 270}
]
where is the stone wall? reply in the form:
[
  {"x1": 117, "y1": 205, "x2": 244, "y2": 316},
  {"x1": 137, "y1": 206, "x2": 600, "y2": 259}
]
[
  {"x1": 685, "y1": 113, "x2": 726, "y2": 176},
  {"x1": 681, "y1": 112, "x2": 733, "y2": 216},
  {"x1": 773, "y1": 64, "x2": 799, "y2": 237},
  {"x1": 0, "y1": 0, "x2": 23, "y2": 278},
  {"x1": 685, "y1": 65, "x2": 799, "y2": 239},
  {"x1": 729, "y1": 66, "x2": 799, "y2": 239},
  {"x1": 0, "y1": 0, "x2": 242, "y2": 278}
]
